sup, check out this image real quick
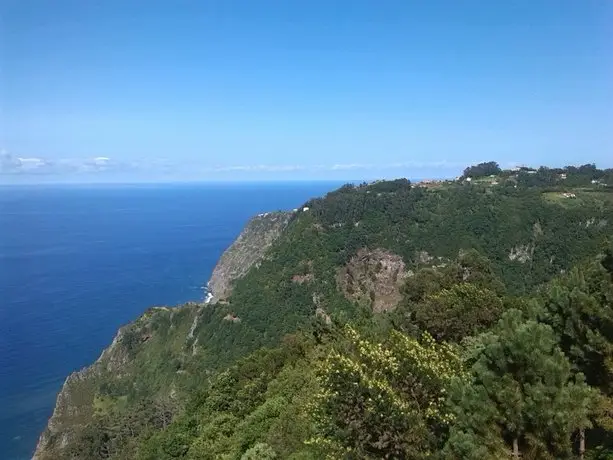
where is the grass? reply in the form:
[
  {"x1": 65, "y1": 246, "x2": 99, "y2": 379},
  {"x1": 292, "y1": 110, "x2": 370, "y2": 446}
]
[
  {"x1": 93, "y1": 394, "x2": 128, "y2": 416},
  {"x1": 542, "y1": 188, "x2": 613, "y2": 208},
  {"x1": 579, "y1": 189, "x2": 613, "y2": 204}
]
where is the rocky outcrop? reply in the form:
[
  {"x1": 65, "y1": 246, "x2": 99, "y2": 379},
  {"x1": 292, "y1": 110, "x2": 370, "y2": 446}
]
[
  {"x1": 34, "y1": 327, "x2": 125, "y2": 459},
  {"x1": 223, "y1": 313, "x2": 241, "y2": 323},
  {"x1": 508, "y1": 244, "x2": 534, "y2": 263},
  {"x1": 207, "y1": 211, "x2": 292, "y2": 302},
  {"x1": 33, "y1": 368, "x2": 98, "y2": 459},
  {"x1": 337, "y1": 248, "x2": 409, "y2": 313}
]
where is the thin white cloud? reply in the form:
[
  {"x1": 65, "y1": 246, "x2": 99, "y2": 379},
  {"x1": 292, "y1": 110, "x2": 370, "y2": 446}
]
[
  {"x1": 0, "y1": 153, "x2": 131, "y2": 175},
  {"x1": 18, "y1": 158, "x2": 46, "y2": 170},
  {"x1": 208, "y1": 161, "x2": 465, "y2": 174},
  {"x1": 235, "y1": 161, "x2": 465, "y2": 172},
  {"x1": 212, "y1": 164, "x2": 306, "y2": 172},
  {"x1": 330, "y1": 163, "x2": 373, "y2": 170},
  {"x1": 1, "y1": 152, "x2": 481, "y2": 178}
]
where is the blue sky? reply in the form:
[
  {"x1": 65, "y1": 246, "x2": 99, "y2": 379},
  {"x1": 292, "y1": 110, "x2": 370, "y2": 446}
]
[{"x1": 2, "y1": 0, "x2": 612, "y2": 182}]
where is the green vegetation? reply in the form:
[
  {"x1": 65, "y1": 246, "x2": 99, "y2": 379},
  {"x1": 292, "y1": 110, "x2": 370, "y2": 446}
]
[
  {"x1": 463, "y1": 161, "x2": 502, "y2": 178},
  {"x1": 446, "y1": 309, "x2": 595, "y2": 459},
  {"x1": 311, "y1": 327, "x2": 464, "y2": 458},
  {"x1": 37, "y1": 163, "x2": 613, "y2": 459}
]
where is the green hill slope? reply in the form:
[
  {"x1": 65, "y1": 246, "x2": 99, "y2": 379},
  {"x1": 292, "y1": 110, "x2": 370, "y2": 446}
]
[{"x1": 34, "y1": 163, "x2": 613, "y2": 460}]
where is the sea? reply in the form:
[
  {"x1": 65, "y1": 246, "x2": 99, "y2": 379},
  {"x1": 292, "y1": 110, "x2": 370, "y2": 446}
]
[{"x1": 0, "y1": 181, "x2": 341, "y2": 460}]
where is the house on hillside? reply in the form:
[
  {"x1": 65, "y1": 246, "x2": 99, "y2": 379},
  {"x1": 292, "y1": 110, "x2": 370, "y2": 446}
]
[{"x1": 417, "y1": 179, "x2": 444, "y2": 189}]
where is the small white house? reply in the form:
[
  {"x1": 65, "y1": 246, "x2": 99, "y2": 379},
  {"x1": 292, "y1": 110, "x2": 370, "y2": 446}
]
[{"x1": 302, "y1": 207, "x2": 310, "y2": 212}]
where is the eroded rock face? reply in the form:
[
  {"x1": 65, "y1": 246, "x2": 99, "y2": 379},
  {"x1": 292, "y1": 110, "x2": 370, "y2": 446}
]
[
  {"x1": 207, "y1": 211, "x2": 292, "y2": 302},
  {"x1": 509, "y1": 244, "x2": 534, "y2": 263},
  {"x1": 337, "y1": 248, "x2": 408, "y2": 313}
]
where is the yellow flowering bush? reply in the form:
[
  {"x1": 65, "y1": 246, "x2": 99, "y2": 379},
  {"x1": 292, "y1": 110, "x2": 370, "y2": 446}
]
[{"x1": 311, "y1": 326, "x2": 466, "y2": 459}]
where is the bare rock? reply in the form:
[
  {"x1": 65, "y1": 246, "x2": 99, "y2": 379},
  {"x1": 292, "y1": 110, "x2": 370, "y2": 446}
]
[
  {"x1": 416, "y1": 250, "x2": 434, "y2": 264},
  {"x1": 508, "y1": 244, "x2": 534, "y2": 263},
  {"x1": 337, "y1": 248, "x2": 408, "y2": 313},
  {"x1": 223, "y1": 313, "x2": 241, "y2": 323}
]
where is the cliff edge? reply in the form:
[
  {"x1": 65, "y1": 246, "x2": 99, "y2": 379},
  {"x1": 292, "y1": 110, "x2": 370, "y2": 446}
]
[
  {"x1": 207, "y1": 211, "x2": 292, "y2": 302},
  {"x1": 33, "y1": 211, "x2": 291, "y2": 460}
]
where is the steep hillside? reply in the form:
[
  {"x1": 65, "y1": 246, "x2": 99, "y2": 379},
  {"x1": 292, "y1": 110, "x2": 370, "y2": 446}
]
[
  {"x1": 218, "y1": 175, "x2": 613, "y2": 350},
  {"x1": 33, "y1": 212, "x2": 290, "y2": 460},
  {"x1": 208, "y1": 211, "x2": 292, "y2": 302},
  {"x1": 34, "y1": 164, "x2": 613, "y2": 459},
  {"x1": 33, "y1": 305, "x2": 203, "y2": 460}
]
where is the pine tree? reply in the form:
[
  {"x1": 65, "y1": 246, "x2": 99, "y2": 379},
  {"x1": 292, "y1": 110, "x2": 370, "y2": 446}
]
[
  {"x1": 538, "y1": 262, "x2": 613, "y2": 453},
  {"x1": 446, "y1": 309, "x2": 596, "y2": 459},
  {"x1": 539, "y1": 265, "x2": 613, "y2": 393}
]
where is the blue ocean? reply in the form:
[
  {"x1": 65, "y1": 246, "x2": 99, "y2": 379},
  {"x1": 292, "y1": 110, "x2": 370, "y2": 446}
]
[{"x1": 0, "y1": 181, "x2": 340, "y2": 460}]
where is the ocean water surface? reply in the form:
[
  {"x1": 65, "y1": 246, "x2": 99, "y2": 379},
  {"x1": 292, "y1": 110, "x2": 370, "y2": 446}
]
[{"x1": 0, "y1": 181, "x2": 340, "y2": 460}]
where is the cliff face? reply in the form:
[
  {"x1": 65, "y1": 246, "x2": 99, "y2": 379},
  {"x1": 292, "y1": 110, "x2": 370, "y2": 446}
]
[
  {"x1": 33, "y1": 305, "x2": 198, "y2": 459},
  {"x1": 337, "y1": 248, "x2": 410, "y2": 313},
  {"x1": 207, "y1": 211, "x2": 292, "y2": 302},
  {"x1": 33, "y1": 211, "x2": 291, "y2": 460},
  {"x1": 33, "y1": 326, "x2": 128, "y2": 459}
]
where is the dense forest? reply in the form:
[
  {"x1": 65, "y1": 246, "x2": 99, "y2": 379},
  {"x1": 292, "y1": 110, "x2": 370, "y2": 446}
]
[{"x1": 37, "y1": 163, "x2": 613, "y2": 459}]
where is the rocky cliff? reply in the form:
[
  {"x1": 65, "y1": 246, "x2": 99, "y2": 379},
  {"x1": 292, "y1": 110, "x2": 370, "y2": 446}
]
[
  {"x1": 337, "y1": 248, "x2": 410, "y2": 313},
  {"x1": 33, "y1": 211, "x2": 291, "y2": 460},
  {"x1": 207, "y1": 211, "x2": 292, "y2": 302}
]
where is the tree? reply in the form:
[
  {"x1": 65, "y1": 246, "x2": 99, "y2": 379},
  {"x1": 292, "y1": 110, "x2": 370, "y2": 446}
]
[
  {"x1": 413, "y1": 283, "x2": 504, "y2": 342},
  {"x1": 463, "y1": 162, "x2": 501, "y2": 178},
  {"x1": 446, "y1": 310, "x2": 596, "y2": 459},
  {"x1": 241, "y1": 443, "x2": 277, "y2": 460},
  {"x1": 539, "y1": 266, "x2": 613, "y2": 392},
  {"x1": 538, "y1": 262, "x2": 613, "y2": 453},
  {"x1": 312, "y1": 327, "x2": 464, "y2": 458},
  {"x1": 602, "y1": 245, "x2": 613, "y2": 277}
]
